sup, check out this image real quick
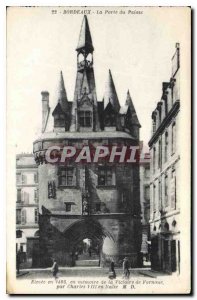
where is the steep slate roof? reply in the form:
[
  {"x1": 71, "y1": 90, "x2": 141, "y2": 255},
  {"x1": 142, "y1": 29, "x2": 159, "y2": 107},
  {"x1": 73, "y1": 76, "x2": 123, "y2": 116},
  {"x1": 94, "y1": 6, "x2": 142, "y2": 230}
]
[
  {"x1": 57, "y1": 71, "x2": 68, "y2": 113},
  {"x1": 125, "y1": 90, "x2": 141, "y2": 127},
  {"x1": 103, "y1": 70, "x2": 120, "y2": 113},
  {"x1": 76, "y1": 15, "x2": 94, "y2": 52}
]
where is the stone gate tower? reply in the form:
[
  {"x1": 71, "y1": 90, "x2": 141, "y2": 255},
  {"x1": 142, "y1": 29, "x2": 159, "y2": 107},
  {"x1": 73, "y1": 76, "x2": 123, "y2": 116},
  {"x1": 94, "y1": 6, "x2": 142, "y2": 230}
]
[{"x1": 33, "y1": 16, "x2": 142, "y2": 267}]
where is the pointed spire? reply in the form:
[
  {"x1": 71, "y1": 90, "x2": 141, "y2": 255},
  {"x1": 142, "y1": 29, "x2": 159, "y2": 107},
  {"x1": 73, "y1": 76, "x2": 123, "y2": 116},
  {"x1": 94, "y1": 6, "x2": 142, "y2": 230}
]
[
  {"x1": 57, "y1": 71, "x2": 68, "y2": 113},
  {"x1": 103, "y1": 70, "x2": 120, "y2": 112},
  {"x1": 125, "y1": 90, "x2": 141, "y2": 126},
  {"x1": 76, "y1": 15, "x2": 94, "y2": 52},
  {"x1": 80, "y1": 70, "x2": 90, "y2": 95}
]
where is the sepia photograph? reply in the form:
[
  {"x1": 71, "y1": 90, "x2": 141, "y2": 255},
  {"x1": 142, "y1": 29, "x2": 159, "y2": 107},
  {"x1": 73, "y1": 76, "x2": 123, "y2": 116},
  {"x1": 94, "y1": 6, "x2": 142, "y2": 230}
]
[{"x1": 6, "y1": 6, "x2": 191, "y2": 294}]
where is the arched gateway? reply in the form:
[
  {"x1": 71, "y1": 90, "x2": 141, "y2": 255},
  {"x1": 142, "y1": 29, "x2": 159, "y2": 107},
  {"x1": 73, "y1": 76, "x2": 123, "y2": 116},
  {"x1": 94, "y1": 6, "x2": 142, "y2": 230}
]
[{"x1": 33, "y1": 16, "x2": 142, "y2": 268}]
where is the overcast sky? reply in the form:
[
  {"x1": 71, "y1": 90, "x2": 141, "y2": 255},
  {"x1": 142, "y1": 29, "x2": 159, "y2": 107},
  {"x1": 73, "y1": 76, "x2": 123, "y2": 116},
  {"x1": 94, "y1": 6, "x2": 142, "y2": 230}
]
[{"x1": 7, "y1": 7, "x2": 189, "y2": 153}]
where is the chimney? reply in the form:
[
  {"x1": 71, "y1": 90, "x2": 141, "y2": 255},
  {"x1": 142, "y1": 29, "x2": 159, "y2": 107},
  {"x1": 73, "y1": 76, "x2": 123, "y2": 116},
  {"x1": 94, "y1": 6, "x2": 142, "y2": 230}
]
[{"x1": 41, "y1": 91, "x2": 50, "y2": 133}]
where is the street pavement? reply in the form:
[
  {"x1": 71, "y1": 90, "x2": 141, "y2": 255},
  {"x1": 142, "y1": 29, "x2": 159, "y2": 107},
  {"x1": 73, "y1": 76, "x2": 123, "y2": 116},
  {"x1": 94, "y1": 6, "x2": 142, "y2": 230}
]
[{"x1": 17, "y1": 267, "x2": 166, "y2": 279}]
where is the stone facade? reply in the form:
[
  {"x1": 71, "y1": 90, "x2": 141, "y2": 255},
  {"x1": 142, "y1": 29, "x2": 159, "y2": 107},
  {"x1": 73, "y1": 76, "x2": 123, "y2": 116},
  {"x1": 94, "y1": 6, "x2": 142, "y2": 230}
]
[
  {"x1": 16, "y1": 154, "x2": 39, "y2": 266},
  {"x1": 149, "y1": 43, "x2": 180, "y2": 274},
  {"x1": 33, "y1": 16, "x2": 142, "y2": 268},
  {"x1": 139, "y1": 163, "x2": 150, "y2": 260}
]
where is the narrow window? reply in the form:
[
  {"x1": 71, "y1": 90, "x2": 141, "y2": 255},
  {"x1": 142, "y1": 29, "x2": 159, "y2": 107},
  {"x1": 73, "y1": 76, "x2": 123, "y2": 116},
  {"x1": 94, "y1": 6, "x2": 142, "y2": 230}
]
[
  {"x1": 164, "y1": 131, "x2": 168, "y2": 162},
  {"x1": 65, "y1": 203, "x2": 71, "y2": 212},
  {"x1": 34, "y1": 189, "x2": 38, "y2": 203},
  {"x1": 17, "y1": 189, "x2": 22, "y2": 202},
  {"x1": 34, "y1": 173, "x2": 38, "y2": 183},
  {"x1": 95, "y1": 203, "x2": 101, "y2": 212},
  {"x1": 172, "y1": 123, "x2": 176, "y2": 154},
  {"x1": 21, "y1": 209, "x2": 26, "y2": 225},
  {"x1": 144, "y1": 185, "x2": 150, "y2": 200},
  {"x1": 165, "y1": 175, "x2": 168, "y2": 207},
  {"x1": 16, "y1": 209, "x2": 21, "y2": 224},
  {"x1": 153, "y1": 185, "x2": 156, "y2": 212},
  {"x1": 16, "y1": 173, "x2": 21, "y2": 184},
  {"x1": 158, "y1": 140, "x2": 162, "y2": 169},
  {"x1": 153, "y1": 147, "x2": 156, "y2": 173},
  {"x1": 35, "y1": 209, "x2": 39, "y2": 223},
  {"x1": 21, "y1": 174, "x2": 27, "y2": 184}
]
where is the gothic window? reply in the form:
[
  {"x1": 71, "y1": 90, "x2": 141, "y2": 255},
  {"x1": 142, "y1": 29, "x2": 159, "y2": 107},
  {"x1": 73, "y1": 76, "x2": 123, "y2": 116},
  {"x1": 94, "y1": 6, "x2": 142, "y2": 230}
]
[
  {"x1": 34, "y1": 209, "x2": 39, "y2": 223},
  {"x1": 58, "y1": 167, "x2": 76, "y2": 187},
  {"x1": 16, "y1": 209, "x2": 21, "y2": 224},
  {"x1": 172, "y1": 122, "x2": 176, "y2": 154},
  {"x1": 79, "y1": 111, "x2": 92, "y2": 127},
  {"x1": 98, "y1": 167, "x2": 114, "y2": 186},
  {"x1": 17, "y1": 189, "x2": 21, "y2": 202},
  {"x1": 164, "y1": 131, "x2": 168, "y2": 162}
]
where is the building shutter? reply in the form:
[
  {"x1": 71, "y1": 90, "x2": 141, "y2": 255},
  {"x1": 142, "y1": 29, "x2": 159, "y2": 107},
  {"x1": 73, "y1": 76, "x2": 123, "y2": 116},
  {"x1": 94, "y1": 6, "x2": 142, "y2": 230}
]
[{"x1": 21, "y1": 210, "x2": 26, "y2": 225}]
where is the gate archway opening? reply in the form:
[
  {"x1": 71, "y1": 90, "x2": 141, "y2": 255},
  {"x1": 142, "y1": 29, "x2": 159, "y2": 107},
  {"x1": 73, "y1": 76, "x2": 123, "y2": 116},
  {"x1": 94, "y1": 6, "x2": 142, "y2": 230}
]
[{"x1": 63, "y1": 218, "x2": 114, "y2": 267}]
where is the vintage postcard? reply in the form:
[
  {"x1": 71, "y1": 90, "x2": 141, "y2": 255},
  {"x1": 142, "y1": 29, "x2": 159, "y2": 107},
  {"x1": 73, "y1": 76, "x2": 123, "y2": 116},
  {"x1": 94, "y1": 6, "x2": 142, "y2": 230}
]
[{"x1": 6, "y1": 6, "x2": 191, "y2": 294}]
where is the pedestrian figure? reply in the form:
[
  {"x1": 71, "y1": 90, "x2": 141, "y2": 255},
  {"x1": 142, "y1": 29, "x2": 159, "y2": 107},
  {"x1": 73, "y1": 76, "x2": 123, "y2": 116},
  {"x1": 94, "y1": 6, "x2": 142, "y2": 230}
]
[
  {"x1": 16, "y1": 250, "x2": 21, "y2": 275},
  {"x1": 51, "y1": 259, "x2": 59, "y2": 279},
  {"x1": 108, "y1": 259, "x2": 116, "y2": 279},
  {"x1": 123, "y1": 257, "x2": 130, "y2": 279},
  {"x1": 88, "y1": 247, "x2": 92, "y2": 257}
]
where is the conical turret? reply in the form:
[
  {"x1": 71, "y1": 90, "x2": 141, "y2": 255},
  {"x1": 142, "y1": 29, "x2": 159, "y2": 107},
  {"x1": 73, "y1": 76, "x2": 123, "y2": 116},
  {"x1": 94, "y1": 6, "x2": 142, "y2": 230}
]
[
  {"x1": 103, "y1": 70, "x2": 120, "y2": 113},
  {"x1": 57, "y1": 71, "x2": 68, "y2": 113},
  {"x1": 125, "y1": 90, "x2": 140, "y2": 127}
]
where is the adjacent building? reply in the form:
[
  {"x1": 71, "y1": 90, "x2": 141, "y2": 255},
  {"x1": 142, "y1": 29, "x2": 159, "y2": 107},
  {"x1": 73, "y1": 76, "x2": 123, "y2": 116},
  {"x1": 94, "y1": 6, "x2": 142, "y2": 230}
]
[
  {"x1": 33, "y1": 16, "x2": 142, "y2": 267},
  {"x1": 16, "y1": 153, "x2": 39, "y2": 265},
  {"x1": 140, "y1": 162, "x2": 150, "y2": 262},
  {"x1": 149, "y1": 43, "x2": 180, "y2": 273}
]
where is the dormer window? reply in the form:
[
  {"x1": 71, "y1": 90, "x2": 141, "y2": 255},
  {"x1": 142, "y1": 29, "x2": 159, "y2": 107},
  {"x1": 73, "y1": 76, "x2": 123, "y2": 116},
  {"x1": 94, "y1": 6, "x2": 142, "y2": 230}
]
[
  {"x1": 79, "y1": 110, "x2": 92, "y2": 127},
  {"x1": 54, "y1": 113, "x2": 65, "y2": 127},
  {"x1": 104, "y1": 113, "x2": 116, "y2": 126}
]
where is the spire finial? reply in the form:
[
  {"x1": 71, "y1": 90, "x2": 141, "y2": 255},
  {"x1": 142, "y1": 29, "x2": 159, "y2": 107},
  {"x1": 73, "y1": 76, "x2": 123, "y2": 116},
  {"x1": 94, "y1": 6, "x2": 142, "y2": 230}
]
[
  {"x1": 76, "y1": 15, "x2": 94, "y2": 52},
  {"x1": 125, "y1": 90, "x2": 141, "y2": 127},
  {"x1": 57, "y1": 71, "x2": 68, "y2": 112},
  {"x1": 103, "y1": 70, "x2": 120, "y2": 112}
]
